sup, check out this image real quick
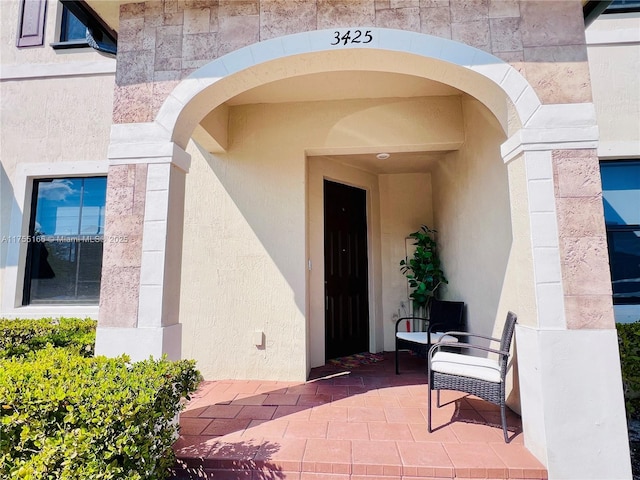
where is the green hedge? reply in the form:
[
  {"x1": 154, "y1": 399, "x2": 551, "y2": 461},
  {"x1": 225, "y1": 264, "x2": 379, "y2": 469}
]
[
  {"x1": 617, "y1": 321, "x2": 640, "y2": 418},
  {"x1": 1, "y1": 347, "x2": 201, "y2": 480},
  {"x1": 0, "y1": 317, "x2": 96, "y2": 358}
]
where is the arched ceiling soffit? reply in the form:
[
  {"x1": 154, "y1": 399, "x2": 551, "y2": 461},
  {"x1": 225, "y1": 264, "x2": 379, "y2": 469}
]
[{"x1": 156, "y1": 29, "x2": 540, "y2": 150}]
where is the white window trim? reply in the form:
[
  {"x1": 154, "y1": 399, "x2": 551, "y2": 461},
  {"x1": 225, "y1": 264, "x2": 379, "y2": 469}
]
[{"x1": 2, "y1": 161, "x2": 108, "y2": 319}]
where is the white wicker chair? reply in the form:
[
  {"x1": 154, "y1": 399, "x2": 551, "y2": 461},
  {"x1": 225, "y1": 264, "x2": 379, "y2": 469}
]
[{"x1": 427, "y1": 311, "x2": 517, "y2": 442}]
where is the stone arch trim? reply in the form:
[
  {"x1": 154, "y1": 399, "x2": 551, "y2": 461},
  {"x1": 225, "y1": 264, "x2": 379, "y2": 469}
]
[{"x1": 155, "y1": 28, "x2": 541, "y2": 149}]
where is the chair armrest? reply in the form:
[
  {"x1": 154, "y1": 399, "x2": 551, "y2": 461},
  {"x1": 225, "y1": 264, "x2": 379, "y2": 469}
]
[
  {"x1": 395, "y1": 316, "x2": 428, "y2": 333},
  {"x1": 428, "y1": 341, "x2": 510, "y2": 359},
  {"x1": 440, "y1": 331, "x2": 501, "y2": 343}
]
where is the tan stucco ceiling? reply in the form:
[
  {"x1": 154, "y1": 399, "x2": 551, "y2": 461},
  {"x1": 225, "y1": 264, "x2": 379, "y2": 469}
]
[
  {"x1": 85, "y1": 0, "x2": 123, "y2": 31},
  {"x1": 311, "y1": 151, "x2": 447, "y2": 175},
  {"x1": 195, "y1": 70, "x2": 463, "y2": 169},
  {"x1": 227, "y1": 71, "x2": 461, "y2": 106},
  {"x1": 230, "y1": 71, "x2": 460, "y2": 175}
]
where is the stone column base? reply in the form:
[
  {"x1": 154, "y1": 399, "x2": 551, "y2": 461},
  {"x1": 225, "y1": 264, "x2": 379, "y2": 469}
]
[
  {"x1": 95, "y1": 324, "x2": 182, "y2": 362},
  {"x1": 516, "y1": 325, "x2": 632, "y2": 479}
]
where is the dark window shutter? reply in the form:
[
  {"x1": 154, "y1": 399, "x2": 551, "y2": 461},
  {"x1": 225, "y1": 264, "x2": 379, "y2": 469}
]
[{"x1": 16, "y1": 0, "x2": 47, "y2": 47}]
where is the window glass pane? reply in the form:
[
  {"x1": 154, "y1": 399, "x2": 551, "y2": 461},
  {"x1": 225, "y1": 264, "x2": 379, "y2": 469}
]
[
  {"x1": 34, "y1": 178, "x2": 83, "y2": 236},
  {"x1": 601, "y1": 161, "x2": 640, "y2": 226},
  {"x1": 608, "y1": 230, "x2": 640, "y2": 304},
  {"x1": 29, "y1": 241, "x2": 78, "y2": 304},
  {"x1": 76, "y1": 241, "x2": 103, "y2": 299},
  {"x1": 80, "y1": 177, "x2": 106, "y2": 235},
  {"x1": 25, "y1": 177, "x2": 105, "y2": 305},
  {"x1": 60, "y1": 6, "x2": 87, "y2": 42},
  {"x1": 606, "y1": 0, "x2": 640, "y2": 12}
]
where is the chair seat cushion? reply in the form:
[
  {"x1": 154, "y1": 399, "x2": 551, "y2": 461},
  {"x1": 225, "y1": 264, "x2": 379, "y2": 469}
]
[
  {"x1": 396, "y1": 331, "x2": 458, "y2": 345},
  {"x1": 431, "y1": 351, "x2": 501, "y2": 383}
]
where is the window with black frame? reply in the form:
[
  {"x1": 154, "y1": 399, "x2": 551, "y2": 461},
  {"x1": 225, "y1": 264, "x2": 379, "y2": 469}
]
[
  {"x1": 52, "y1": 1, "x2": 117, "y2": 53},
  {"x1": 600, "y1": 161, "x2": 640, "y2": 305},
  {"x1": 59, "y1": 4, "x2": 88, "y2": 44},
  {"x1": 23, "y1": 177, "x2": 107, "y2": 305}
]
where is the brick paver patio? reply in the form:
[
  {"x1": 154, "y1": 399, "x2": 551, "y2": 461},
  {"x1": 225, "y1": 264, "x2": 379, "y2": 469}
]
[{"x1": 171, "y1": 352, "x2": 547, "y2": 479}]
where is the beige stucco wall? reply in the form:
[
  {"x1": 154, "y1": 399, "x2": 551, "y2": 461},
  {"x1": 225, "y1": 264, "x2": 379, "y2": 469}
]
[
  {"x1": 178, "y1": 90, "x2": 524, "y2": 381},
  {"x1": 589, "y1": 39, "x2": 640, "y2": 149},
  {"x1": 431, "y1": 96, "x2": 532, "y2": 410},
  {"x1": 179, "y1": 129, "x2": 307, "y2": 381},
  {"x1": 587, "y1": 13, "x2": 640, "y2": 155},
  {"x1": 179, "y1": 94, "x2": 463, "y2": 380},
  {"x1": 379, "y1": 173, "x2": 433, "y2": 352},
  {"x1": 432, "y1": 97, "x2": 514, "y2": 334},
  {"x1": 0, "y1": 0, "x2": 115, "y2": 316},
  {"x1": 0, "y1": 76, "x2": 114, "y2": 177},
  {"x1": 0, "y1": 0, "x2": 106, "y2": 65}
]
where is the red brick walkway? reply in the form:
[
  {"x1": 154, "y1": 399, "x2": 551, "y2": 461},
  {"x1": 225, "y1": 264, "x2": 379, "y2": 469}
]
[{"x1": 171, "y1": 352, "x2": 547, "y2": 479}]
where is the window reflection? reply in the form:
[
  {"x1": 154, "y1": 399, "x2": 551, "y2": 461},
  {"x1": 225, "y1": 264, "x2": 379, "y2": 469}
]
[
  {"x1": 601, "y1": 161, "x2": 640, "y2": 304},
  {"x1": 24, "y1": 177, "x2": 106, "y2": 305},
  {"x1": 60, "y1": 5, "x2": 87, "y2": 43}
]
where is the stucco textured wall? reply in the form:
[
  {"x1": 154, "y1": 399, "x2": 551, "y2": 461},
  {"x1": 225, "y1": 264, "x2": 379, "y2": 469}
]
[
  {"x1": 0, "y1": 76, "x2": 114, "y2": 178},
  {"x1": 0, "y1": 0, "x2": 109, "y2": 66},
  {"x1": 0, "y1": 0, "x2": 115, "y2": 315},
  {"x1": 432, "y1": 96, "x2": 512, "y2": 334},
  {"x1": 180, "y1": 103, "x2": 308, "y2": 380},
  {"x1": 587, "y1": 13, "x2": 640, "y2": 152},
  {"x1": 379, "y1": 172, "x2": 433, "y2": 352},
  {"x1": 179, "y1": 95, "x2": 463, "y2": 379}
]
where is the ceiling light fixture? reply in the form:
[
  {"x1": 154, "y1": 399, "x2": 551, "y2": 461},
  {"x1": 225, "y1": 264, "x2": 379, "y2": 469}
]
[{"x1": 376, "y1": 153, "x2": 390, "y2": 160}]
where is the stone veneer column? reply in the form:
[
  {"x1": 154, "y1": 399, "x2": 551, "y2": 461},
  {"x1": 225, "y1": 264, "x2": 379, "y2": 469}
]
[
  {"x1": 99, "y1": 163, "x2": 147, "y2": 327},
  {"x1": 502, "y1": 111, "x2": 632, "y2": 478},
  {"x1": 95, "y1": 124, "x2": 190, "y2": 362},
  {"x1": 553, "y1": 148, "x2": 615, "y2": 329}
]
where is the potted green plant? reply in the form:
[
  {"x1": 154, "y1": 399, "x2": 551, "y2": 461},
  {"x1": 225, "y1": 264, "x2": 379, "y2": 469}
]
[{"x1": 400, "y1": 225, "x2": 447, "y2": 319}]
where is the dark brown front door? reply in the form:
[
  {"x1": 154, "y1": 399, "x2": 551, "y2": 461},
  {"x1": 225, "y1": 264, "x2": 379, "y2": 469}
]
[{"x1": 324, "y1": 180, "x2": 369, "y2": 360}]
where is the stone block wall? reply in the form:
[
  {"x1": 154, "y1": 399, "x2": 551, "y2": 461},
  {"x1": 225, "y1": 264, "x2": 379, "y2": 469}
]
[{"x1": 113, "y1": 0, "x2": 591, "y2": 124}]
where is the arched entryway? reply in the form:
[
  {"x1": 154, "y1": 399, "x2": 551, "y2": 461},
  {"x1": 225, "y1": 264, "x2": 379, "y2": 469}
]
[
  {"x1": 152, "y1": 31, "x2": 544, "y2": 383},
  {"x1": 99, "y1": 28, "x2": 545, "y2": 377},
  {"x1": 96, "y1": 28, "x2": 629, "y2": 479}
]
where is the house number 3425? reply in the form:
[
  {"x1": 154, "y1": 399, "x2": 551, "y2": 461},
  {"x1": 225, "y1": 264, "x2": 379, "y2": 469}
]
[{"x1": 330, "y1": 30, "x2": 373, "y2": 46}]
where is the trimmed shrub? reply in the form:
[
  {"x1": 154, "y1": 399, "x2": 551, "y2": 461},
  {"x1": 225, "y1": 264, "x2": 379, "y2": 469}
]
[
  {"x1": 0, "y1": 347, "x2": 201, "y2": 480},
  {"x1": 617, "y1": 321, "x2": 640, "y2": 418},
  {"x1": 0, "y1": 317, "x2": 96, "y2": 358}
]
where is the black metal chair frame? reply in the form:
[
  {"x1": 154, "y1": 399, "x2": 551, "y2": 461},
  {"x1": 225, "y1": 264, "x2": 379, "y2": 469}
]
[
  {"x1": 427, "y1": 311, "x2": 517, "y2": 443},
  {"x1": 394, "y1": 299, "x2": 465, "y2": 375}
]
